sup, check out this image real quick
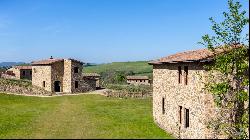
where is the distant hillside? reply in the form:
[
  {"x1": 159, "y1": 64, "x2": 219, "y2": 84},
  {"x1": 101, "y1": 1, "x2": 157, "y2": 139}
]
[
  {"x1": 83, "y1": 61, "x2": 153, "y2": 78},
  {"x1": 0, "y1": 62, "x2": 26, "y2": 67}
]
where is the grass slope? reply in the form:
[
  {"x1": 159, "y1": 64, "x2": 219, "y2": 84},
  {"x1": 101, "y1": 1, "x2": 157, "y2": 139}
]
[
  {"x1": 84, "y1": 61, "x2": 153, "y2": 77},
  {"x1": 0, "y1": 93, "x2": 173, "y2": 139}
]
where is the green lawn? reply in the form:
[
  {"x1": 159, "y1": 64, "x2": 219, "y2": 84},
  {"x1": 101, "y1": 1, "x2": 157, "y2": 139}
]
[{"x1": 0, "y1": 93, "x2": 173, "y2": 139}]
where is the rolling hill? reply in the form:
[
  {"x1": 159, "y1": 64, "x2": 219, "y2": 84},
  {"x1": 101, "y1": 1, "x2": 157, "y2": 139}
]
[
  {"x1": 83, "y1": 61, "x2": 153, "y2": 78},
  {"x1": 0, "y1": 62, "x2": 26, "y2": 67}
]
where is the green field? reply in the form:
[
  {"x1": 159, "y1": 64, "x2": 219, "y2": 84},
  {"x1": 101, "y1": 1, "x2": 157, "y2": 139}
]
[
  {"x1": 84, "y1": 61, "x2": 153, "y2": 77},
  {"x1": 0, "y1": 93, "x2": 173, "y2": 139}
]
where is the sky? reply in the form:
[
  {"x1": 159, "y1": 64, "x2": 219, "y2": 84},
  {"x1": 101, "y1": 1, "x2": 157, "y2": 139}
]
[{"x1": 0, "y1": 0, "x2": 249, "y2": 64}]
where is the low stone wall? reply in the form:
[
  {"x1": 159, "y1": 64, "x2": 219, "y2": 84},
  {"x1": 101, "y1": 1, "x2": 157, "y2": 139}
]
[
  {"x1": 0, "y1": 78, "x2": 52, "y2": 96},
  {"x1": 103, "y1": 89, "x2": 152, "y2": 98}
]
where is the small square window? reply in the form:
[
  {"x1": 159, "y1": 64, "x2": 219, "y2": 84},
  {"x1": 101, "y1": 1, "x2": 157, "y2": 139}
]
[{"x1": 74, "y1": 67, "x2": 79, "y2": 73}]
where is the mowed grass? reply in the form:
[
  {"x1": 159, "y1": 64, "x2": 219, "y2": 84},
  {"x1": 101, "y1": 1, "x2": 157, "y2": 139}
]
[{"x1": 0, "y1": 93, "x2": 173, "y2": 139}]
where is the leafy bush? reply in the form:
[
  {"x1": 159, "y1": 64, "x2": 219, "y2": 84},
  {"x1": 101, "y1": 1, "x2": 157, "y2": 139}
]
[
  {"x1": 99, "y1": 70, "x2": 136, "y2": 86},
  {"x1": 0, "y1": 78, "x2": 32, "y2": 88}
]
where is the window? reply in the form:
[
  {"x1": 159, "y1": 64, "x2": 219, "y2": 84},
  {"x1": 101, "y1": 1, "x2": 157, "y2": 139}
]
[
  {"x1": 74, "y1": 67, "x2": 79, "y2": 73},
  {"x1": 33, "y1": 68, "x2": 37, "y2": 73},
  {"x1": 162, "y1": 97, "x2": 165, "y2": 114},
  {"x1": 179, "y1": 106, "x2": 182, "y2": 124},
  {"x1": 43, "y1": 81, "x2": 45, "y2": 87},
  {"x1": 75, "y1": 81, "x2": 79, "y2": 89},
  {"x1": 30, "y1": 71, "x2": 32, "y2": 75},
  {"x1": 140, "y1": 80, "x2": 142, "y2": 82},
  {"x1": 185, "y1": 108, "x2": 189, "y2": 128},
  {"x1": 184, "y1": 66, "x2": 188, "y2": 85},
  {"x1": 178, "y1": 66, "x2": 182, "y2": 84},
  {"x1": 22, "y1": 71, "x2": 25, "y2": 76}
]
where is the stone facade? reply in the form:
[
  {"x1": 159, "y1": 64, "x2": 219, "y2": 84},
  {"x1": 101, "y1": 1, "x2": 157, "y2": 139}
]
[
  {"x1": 32, "y1": 66, "x2": 52, "y2": 92},
  {"x1": 152, "y1": 62, "x2": 218, "y2": 139}
]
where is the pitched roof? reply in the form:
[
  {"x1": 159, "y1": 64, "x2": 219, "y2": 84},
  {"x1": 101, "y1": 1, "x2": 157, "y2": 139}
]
[
  {"x1": 126, "y1": 76, "x2": 149, "y2": 80},
  {"x1": 149, "y1": 45, "x2": 242, "y2": 65},
  {"x1": 82, "y1": 73, "x2": 100, "y2": 77},
  {"x1": 31, "y1": 58, "x2": 84, "y2": 65},
  {"x1": 68, "y1": 58, "x2": 85, "y2": 65},
  {"x1": 31, "y1": 58, "x2": 64, "y2": 65},
  {"x1": 13, "y1": 66, "x2": 32, "y2": 70},
  {"x1": 149, "y1": 48, "x2": 213, "y2": 65}
]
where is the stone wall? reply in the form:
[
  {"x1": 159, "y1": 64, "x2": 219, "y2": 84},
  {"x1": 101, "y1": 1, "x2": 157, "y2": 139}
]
[
  {"x1": 63, "y1": 59, "x2": 72, "y2": 93},
  {"x1": 0, "y1": 78, "x2": 52, "y2": 96},
  {"x1": 32, "y1": 66, "x2": 52, "y2": 92},
  {"x1": 81, "y1": 78, "x2": 96, "y2": 92},
  {"x1": 71, "y1": 60, "x2": 84, "y2": 93},
  {"x1": 152, "y1": 62, "x2": 218, "y2": 139},
  {"x1": 51, "y1": 61, "x2": 64, "y2": 92},
  {"x1": 8, "y1": 68, "x2": 21, "y2": 79},
  {"x1": 0, "y1": 73, "x2": 18, "y2": 80}
]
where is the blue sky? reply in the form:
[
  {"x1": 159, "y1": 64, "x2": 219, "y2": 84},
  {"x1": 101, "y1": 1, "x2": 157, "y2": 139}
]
[{"x1": 0, "y1": 0, "x2": 249, "y2": 63}]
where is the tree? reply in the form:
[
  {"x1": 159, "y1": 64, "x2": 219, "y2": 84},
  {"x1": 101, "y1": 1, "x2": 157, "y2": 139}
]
[{"x1": 199, "y1": 0, "x2": 249, "y2": 139}]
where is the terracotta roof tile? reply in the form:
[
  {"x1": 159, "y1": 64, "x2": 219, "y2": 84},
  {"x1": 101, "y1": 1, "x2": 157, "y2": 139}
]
[
  {"x1": 82, "y1": 73, "x2": 100, "y2": 77},
  {"x1": 68, "y1": 58, "x2": 85, "y2": 65},
  {"x1": 31, "y1": 58, "x2": 84, "y2": 65},
  {"x1": 31, "y1": 59, "x2": 64, "y2": 65},
  {"x1": 13, "y1": 66, "x2": 32, "y2": 70},
  {"x1": 149, "y1": 45, "x2": 242, "y2": 65}
]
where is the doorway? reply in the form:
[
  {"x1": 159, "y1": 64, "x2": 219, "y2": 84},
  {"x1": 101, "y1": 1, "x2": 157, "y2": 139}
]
[{"x1": 54, "y1": 81, "x2": 61, "y2": 92}]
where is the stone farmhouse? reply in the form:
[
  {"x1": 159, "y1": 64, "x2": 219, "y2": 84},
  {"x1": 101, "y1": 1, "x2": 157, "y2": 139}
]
[
  {"x1": 5, "y1": 66, "x2": 32, "y2": 80},
  {"x1": 31, "y1": 57, "x2": 97, "y2": 93},
  {"x1": 126, "y1": 76, "x2": 151, "y2": 86},
  {"x1": 148, "y1": 48, "x2": 227, "y2": 139}
]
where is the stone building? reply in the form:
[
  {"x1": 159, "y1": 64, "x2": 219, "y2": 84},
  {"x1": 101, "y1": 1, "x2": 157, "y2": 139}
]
[
  {"x1": 126, "y1": 76, "x2": 151, "y2": 86},
  {"x1": 82, "y1": 73, "x2": 101, "y2": 89},
  {"x1": 6, "y1": 66, "x2": 32, "y2": 80},
  {"x1": 149, "y1": 48, "x2": 223, "y2": 139},
  {"x1": 31, "y1": 58, "x2": 96, "y2": 93}
]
